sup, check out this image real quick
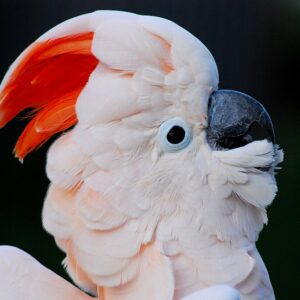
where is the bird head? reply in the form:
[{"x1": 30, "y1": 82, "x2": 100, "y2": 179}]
[{"x1": 0, "y1": 11, "x2": 283, "y2": 245}]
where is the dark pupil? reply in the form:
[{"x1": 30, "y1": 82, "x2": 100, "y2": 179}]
[{"x1": 167, "y1": 126, "x2": 185, "y2": 144}]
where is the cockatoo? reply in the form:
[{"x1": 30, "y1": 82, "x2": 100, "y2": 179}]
[{"x1": 0, "y1": 10, "x2": 283, "y2": 300}]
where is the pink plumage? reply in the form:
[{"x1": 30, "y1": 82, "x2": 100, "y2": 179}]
[{"x1": 0, "y1": 11, "x2": 283, "y2": 300}]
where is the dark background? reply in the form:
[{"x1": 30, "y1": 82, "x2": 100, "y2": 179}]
[{"x1": 0, "y1": 1, "x2": 299, "y2": 299}]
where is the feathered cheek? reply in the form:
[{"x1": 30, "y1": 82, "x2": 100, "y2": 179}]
[{"x1": 212, "y1": 140, "x2": 284, "y2": 208}]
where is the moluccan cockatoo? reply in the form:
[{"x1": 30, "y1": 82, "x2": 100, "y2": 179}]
[{"x1": 0, "y1": 11, "x2": 283, "y2": 300}]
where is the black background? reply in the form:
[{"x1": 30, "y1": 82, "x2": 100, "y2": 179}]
[{"x1": 0, "y1": 1, "x2": 299, "y2": 299}]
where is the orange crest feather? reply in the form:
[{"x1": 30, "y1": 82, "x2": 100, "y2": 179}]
[{"x1": 0, "y1": 32, "x2": 98, "y2": 159}]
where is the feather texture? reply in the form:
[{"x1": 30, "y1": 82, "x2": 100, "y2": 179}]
[
  {"x1": 0, "y1": 246, "x2": 93, "y2": 300},
  {"x1": 0, "y1": 10, "x2": 282, "y2": 300},
  {"x1": 0, "y1": 32, "x2": 98, "y2": 159}
]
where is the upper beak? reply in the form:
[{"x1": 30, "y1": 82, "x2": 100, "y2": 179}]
[{"x1": 207, "y1": 90, "x2": 275, "y2": 147}]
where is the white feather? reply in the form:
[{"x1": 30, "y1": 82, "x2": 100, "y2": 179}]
[
  {"x1": 76, "y1": 65, "x2": 139, "y2": 127},
  {"x1": 0, "y1": 246, "x2": 92, "y2": 300},
  {"x1": 6, "y1": 10, "x2": 281, "y2": 300}
]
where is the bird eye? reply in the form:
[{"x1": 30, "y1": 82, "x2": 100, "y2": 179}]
[{"x1": 158, "y1": 118, "x2": 192, "y2": 152}]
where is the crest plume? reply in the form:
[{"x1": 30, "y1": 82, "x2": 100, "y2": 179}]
[{"x1": 0, "y1": 32, "x2": 98, "y2": 159}]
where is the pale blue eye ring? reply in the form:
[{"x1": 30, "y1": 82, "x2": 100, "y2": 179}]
[{"x1": 158, "y1": 117, "x2": 192, "y2": 152}]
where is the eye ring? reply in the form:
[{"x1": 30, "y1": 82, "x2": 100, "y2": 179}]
[{"x1": 158, "y1": 117, "x2": 192, "y2": 152}]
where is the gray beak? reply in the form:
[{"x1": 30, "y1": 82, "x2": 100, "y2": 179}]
[{"x1": 207, "y1": 90, "x2": 275, "y2": 150}]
